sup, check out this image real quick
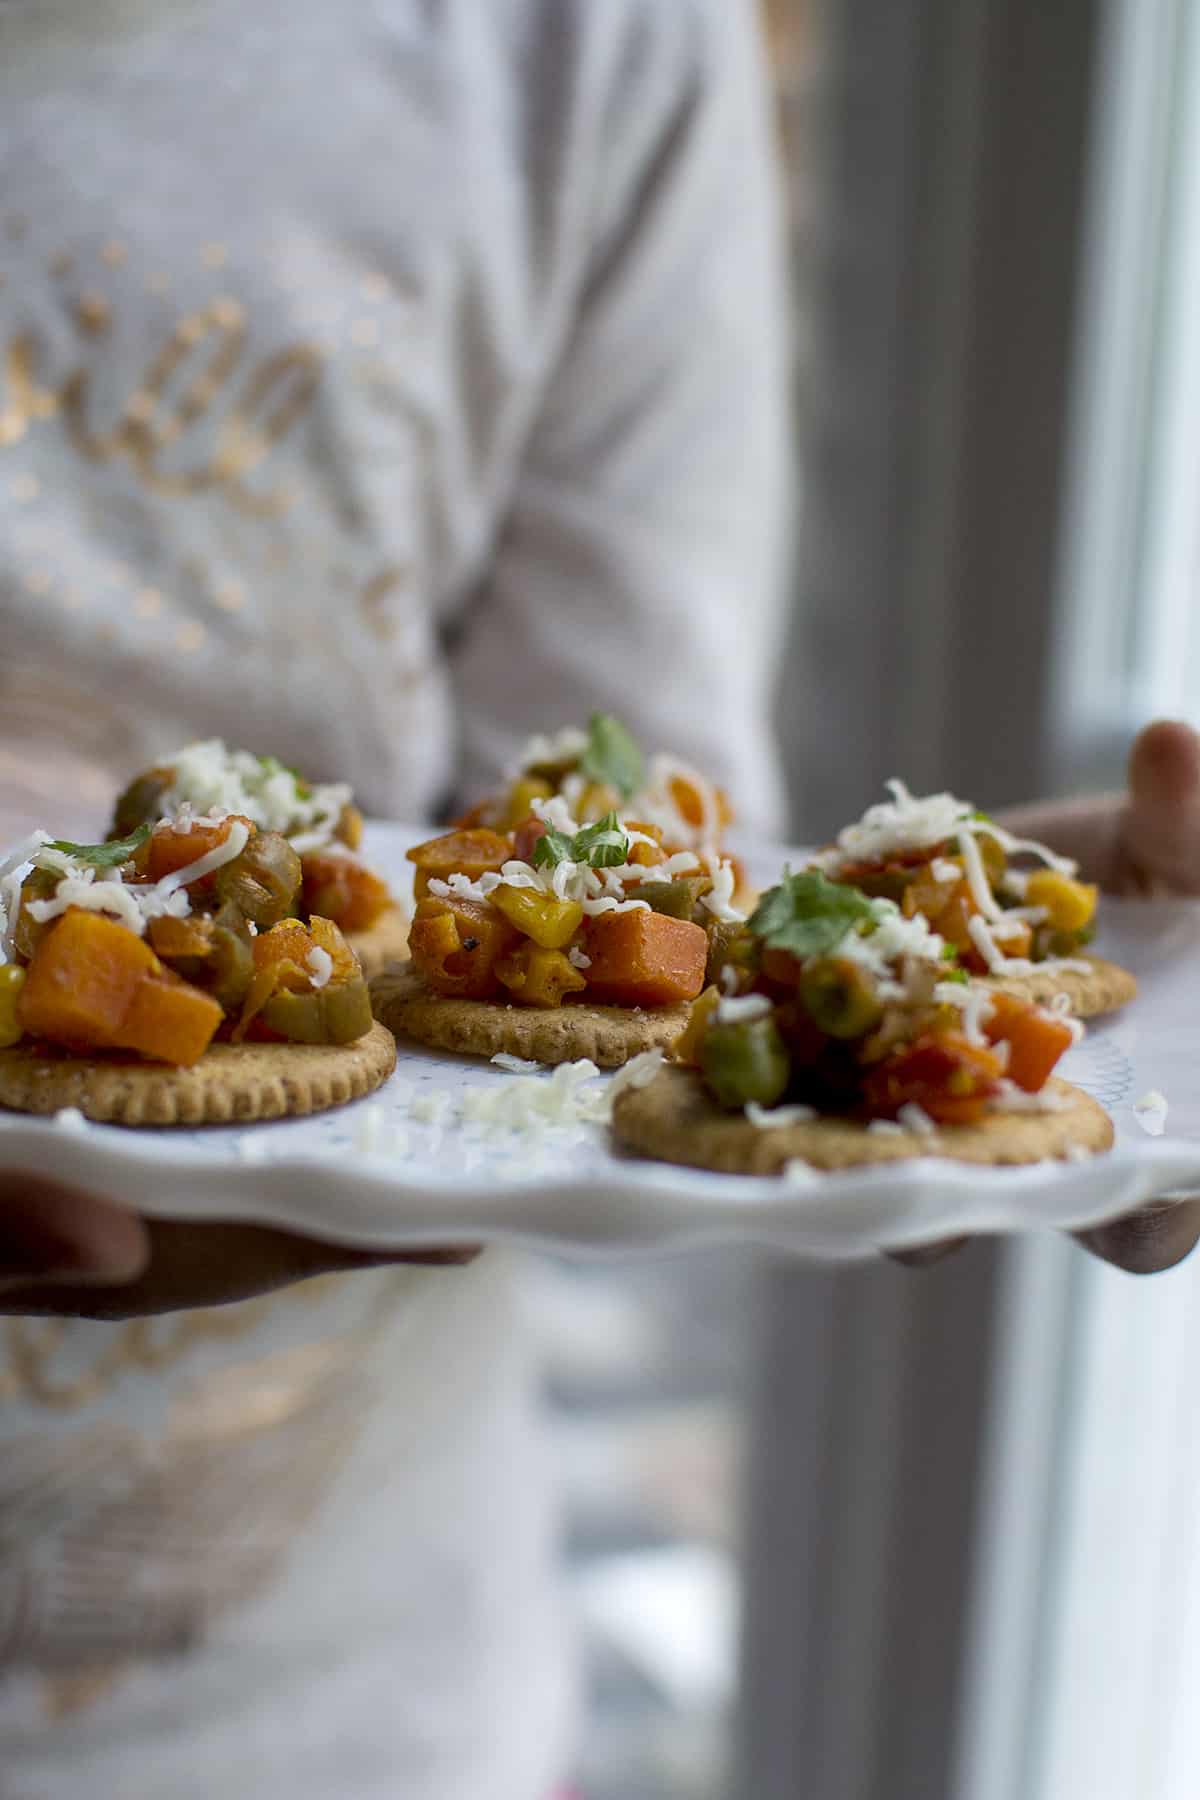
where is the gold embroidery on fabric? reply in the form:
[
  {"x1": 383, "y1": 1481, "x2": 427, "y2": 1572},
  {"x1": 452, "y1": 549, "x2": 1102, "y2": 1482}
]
[
  {"x1": 0, "y1": 299, "x2": 322, "y2": 516},
  {"x1": 0, "y1": 1277, "x2": 357, "y2": 1412},
  {"x1": 360, "y1": 565, "x2": 404, "y2": 641},
  {"x1": 2, "y1": 1273, "x2": 408, "y2": 1678},
  {"x1": 0, "y1": 334, "x2": 60, "y2": 446}
]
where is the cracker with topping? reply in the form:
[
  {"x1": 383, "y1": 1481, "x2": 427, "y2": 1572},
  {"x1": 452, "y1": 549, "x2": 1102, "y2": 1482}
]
[
  {"x1": 0, "y1": 818, "x2": 393, "y2": 1125},
  {"x1": 809, "y1": 779, "x2": 1135, "y2": 1018},
  {"x1": 608, "y1": 867, "x2": 1114, "y2": 1171},
  {"x1": 378, "y1": 801, "x2": 745, "y2": 1067},
  {"x1": 112, "y1": 739, "x2": 405, "y2": 958},
  {"x1": 611, "y1": 1066, "x2": 1113, "y2": 1172}
]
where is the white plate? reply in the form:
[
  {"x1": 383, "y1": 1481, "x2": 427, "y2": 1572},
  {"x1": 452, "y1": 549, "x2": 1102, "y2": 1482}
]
[{"x1": 2, "y1": 826, "x2": 1200, "y2": 1264}]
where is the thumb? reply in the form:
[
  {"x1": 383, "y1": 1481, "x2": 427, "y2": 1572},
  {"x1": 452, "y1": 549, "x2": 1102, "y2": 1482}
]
[
  {"x1": 1120, "y1": 720, "x2": 1200, "y2": 895},
  {"x1": 0, "y1": 1173, "x2": 149, "y2": 1291}
]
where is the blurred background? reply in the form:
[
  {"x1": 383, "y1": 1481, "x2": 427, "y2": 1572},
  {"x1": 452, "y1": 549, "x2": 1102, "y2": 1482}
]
[{"x1": 544, "y1": 0, "x2": 1200, "y2": 1795}]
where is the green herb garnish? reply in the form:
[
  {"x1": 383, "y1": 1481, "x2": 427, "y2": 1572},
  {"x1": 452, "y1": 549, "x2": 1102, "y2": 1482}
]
[
  {"x1": 940, "y1": 966, "x2": 970, "y2": 985},
  {"x1": 579, "y1": 713, "x2": 643, "y2": 801},
  {"x1": 257, "y1": 753, "x2": 311, "y2": 799},
  {"x1": 748, "y1": 869, "x2": 879, "y2": 960},
  {"x1": 49, "y1": 825, "x2": 151, "y2": 869},
  {"x1": 532, "y1": 810, "x2": 630, "y2": 871}
]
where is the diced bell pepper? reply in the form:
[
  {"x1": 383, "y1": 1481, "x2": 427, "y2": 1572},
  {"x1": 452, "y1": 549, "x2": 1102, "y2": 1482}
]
[
  {"x1": 0, "y1": 965, "x2": 26, "y2": 1048},
  {"x1": 408, "y1": 895, "x2": 520, "y2": 999},
  {"x1": 1024, "y1": 871, "x2": 1097, "y2": 934},
  {"x1": 494, "y1": 943, "x2": 588, "y2": 1008},
  {"x1": 489, "y1": 883, "x2": 583, "y2": 949},
  {"x1": 673, "y1": 985, "x2": 721, "y2": 1066}
]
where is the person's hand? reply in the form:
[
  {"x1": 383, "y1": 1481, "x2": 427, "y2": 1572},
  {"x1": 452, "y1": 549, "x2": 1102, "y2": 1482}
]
[
  {"x1": 999, "y1": 718, "x2": 1200, "y2": 895},
  {"x1": 0, "y1": 1171, "x2": 476, "y2": 1319},
  {"x1": 895, "y1": 720, "x2": 1200, "y2": 1277}
]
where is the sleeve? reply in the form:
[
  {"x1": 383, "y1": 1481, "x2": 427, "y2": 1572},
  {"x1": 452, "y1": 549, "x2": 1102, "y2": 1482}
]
[{"x1": 448, "y1": 0, "x2": 794, "y2": 835}]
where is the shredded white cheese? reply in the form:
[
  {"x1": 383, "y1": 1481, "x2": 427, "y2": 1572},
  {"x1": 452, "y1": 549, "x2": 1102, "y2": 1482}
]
[
  {"x1": 22, "y1": 819, "x2": 252, "y2": 940},
  {"x1": 306, "y1": 945, "x2": 333, "y2": 990},
  {"x1": 490, "y1": 1052, "x2": 544, "y2": 1074},
  {"x1": 991, "y1": 1080, "x2": 1073, "y2": 1114},
  {"x1": 607, "y1": 1049, "x2": 666, "y2": 1098},
  {"x1": 716, "y1": 993, "x2": 773, "y2": 1025},
  {"x1": 897, "y1": 1102, "x2": 938, "y2": 1136},
  {"x1": 745, "y1": 1101, "x2": 817, "y2": 1128},
  {"x1": 867, "y1": 1119, "x2": 906, "y2": 1137},
  {"x1": 567, "y1": 946, "x2": 591, "y2": 971},
  {"x1": 157, "y1": 739, "x2": 351, "y2": 853},
  {"x1": 512, "y1": 725, "x2": 589, "y2": 777},
  {"x1": 53, "y1": 1106, "x2": 89, "y2": 1132},
  {"x1": 429, "y1": 797, "x2": 741, "y2": 925},
  {"x1": 813, "y1": 778, "x2": 1080, "y2": 882},
  {"x1": 1134, "y1": 1090, "x2": 1169, "y2": 1137}
]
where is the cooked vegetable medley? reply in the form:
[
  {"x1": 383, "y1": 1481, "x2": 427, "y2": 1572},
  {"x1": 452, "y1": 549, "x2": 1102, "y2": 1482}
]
[
  {"x1": 0, "y1": 813, "x2": 373, "y2": 1065},
  {"x1": 675, "y1": 869, "x2": 1079, "y2": 1125},
  {"x1": 810, "y1": 780, "x2": 1098, "y2": 974},
  {"x1": 406, "y1": 798, "x2": 744, "y2": 1010},
  {"x1": 111, "y1": 739, "x2": 393, "y2": 938},
  {"x1": 455, "y1": 712, "x2": 737, "y2": 857}
]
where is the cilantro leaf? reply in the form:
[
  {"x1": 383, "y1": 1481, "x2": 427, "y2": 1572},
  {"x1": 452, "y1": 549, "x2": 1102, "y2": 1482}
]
[
  {"x1": 532, "y1": 829, "x2": 576, "y2": 870},
  {"x1": 579, "y1": 713, "x2": 643, "y2": 801},
  {"x1": 257, "y1": 752, "x2": 311, "y2": 799},
  {"x1": 49, "y1": 825, "x2": 151, "y2": 869},
  {"x1": 748, "y1": 869, "x2": 878, "y2": 960},
  {"x1": 940, "y1": 966, "x2": 969, "y2": 986},
  {"x1": 530, "y1": 811, "x2": 631, "y2": 872},
  {"x1": 572, "y1": 812, "x2": 629, "y2": 869}
]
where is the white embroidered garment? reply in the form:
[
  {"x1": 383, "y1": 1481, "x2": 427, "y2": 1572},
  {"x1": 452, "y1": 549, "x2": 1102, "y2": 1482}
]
[{"x1": 0, "y1": 0, "x2": 788, "y2": 1793}]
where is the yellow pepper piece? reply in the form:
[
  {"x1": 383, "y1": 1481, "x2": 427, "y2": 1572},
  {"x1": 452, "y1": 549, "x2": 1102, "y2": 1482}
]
[
  {"x1": 504, "y1": 775, "x2": 554, "y2": 828},
  {"x1": 673, "y1": 984, "x2": 721, "y2": 1067},
  {"x1": 1025, "y1": 870, "x2": 1098, "y2": 933},
  {"x1": 495, "y1": 943, "x2": 587, "y2": 1008},
  {"x1": 575, "y1": 780, "x2": 618, "y2": 822},
  {"x1": 490, "y1": 883, "x2": 584, "y2": 950},
  {"x1": 0, "y1": 964, "x2": 26, "y2": 1048}
]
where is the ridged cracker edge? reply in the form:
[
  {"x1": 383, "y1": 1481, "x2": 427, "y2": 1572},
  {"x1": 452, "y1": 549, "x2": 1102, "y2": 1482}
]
[
  {"x1": 611, "y1": 1067, "x2": 1114, "y2": 1173},
  {"x1": 0, "y1": 1021, "x2": 396, "y2": 1127},
  {"x1": 370, "y1": 963, "x2": 690, "y2": 1068}
]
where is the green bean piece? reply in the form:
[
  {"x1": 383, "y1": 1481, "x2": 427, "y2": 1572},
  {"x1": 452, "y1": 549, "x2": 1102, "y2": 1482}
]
[
  {"x1": 199, "y1": 923, "x2": 256, "y2": 1012},
  {"x1": 799, "y1": 956, "x2": 883, "y2": 1040},
  {"x1": 261, "y1": 976, "x2": 373, "y2": 1045},
  {"x1": 111, "y1": 767, "x2": 171, "y2": 838},
  {"x1": 214, "y1": 830, "x2": 302, "y2": 927},
  {"x1": 637, "y1": 879, "x2": 707, "y2": 920},
  {"x1": 11, "y1": 869, "x2": 59, "y2": 961},
  {"x1": 705, "y1": 921, "x2": 757, "y2": 989},
  {"x1": 700, "y1": 1016, "x2": 790, "y2": 1111}
]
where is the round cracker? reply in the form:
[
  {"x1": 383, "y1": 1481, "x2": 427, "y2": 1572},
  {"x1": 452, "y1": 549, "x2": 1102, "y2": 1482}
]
[
  {"x1": 345, "y1": 905, "x2": 409, "y2": 978},
  {"x1": 0, "y1": 1021, "x2": 396, "y2": 1127},
  {"x1": 986, "y1": 953, "x2": 1137, "y2": 1018},
  {"x1": 370, "y1": 963, "x2": 691, "y2": 1068},
  {"x1": 611, "y1": 1066, "x2": 1113, "y2": 1174}
]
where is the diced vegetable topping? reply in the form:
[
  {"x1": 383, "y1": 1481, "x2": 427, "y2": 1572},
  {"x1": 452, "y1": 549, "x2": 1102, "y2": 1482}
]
[
  {"x1": 578, "y1": 713, "x2": 644, "y2": 801},
  {"x1": 0, "y1": 786, "x2": 378, "y2": 1065},
  {"x1": 404, "y1": 797, "x2": 740, "y2": 1009},
  {"x1": 583, "y1": 910, "x2": 708, "y2": 1008},
  {"x1": 681, "y1": 869, "x2": 1079, "y2": 1127},
  {"x1": 532, "y1": 812, "x2": 629, "y2": 871},
  {"x1": 812, "y1": 780, "x2": 1098, "y2": 973}
]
